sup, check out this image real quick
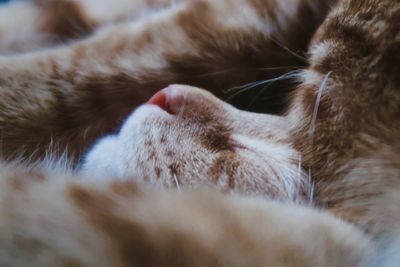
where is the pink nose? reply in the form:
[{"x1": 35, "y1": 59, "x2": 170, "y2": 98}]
[
  {"x1": 147, "y1": 86, "x2": 182, "y2": 114},
  {"x1": 148, "y1": 89, "x2": 169, "y2": 111}
]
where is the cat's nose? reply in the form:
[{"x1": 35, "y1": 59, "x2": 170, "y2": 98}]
[
  {"x1": 147, "y1": 85, "x2": 183, "y2": 114},
  {"x1": 148, "y1": 89, "x2": 169, "y2": 111}
]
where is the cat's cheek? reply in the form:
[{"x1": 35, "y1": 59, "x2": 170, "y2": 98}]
[{"x1": 81, "y1": 135, "x2": 126, "y2": 180}]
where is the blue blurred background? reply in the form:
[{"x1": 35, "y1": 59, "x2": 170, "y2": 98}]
[{"x1": 0, "y1": 0, "x2": 10, "y2": 3}]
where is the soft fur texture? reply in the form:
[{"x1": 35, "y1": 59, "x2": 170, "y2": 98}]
[{"x1": 0, "y1": 0, "x2": 399, "y2": 266}]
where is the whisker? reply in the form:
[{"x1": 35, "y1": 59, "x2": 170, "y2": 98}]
[
  {"x1": 194, "y1": 68, "x2": 236, "y2": 77},
  {"x1": 256, "y1": 65, "x2": 303, "y2": 71},
  {"x1": 225, "y1": 69, "x2": 301, "y2": 95},
  {"x1": 308, "y1": 71, "x2": 332, "y2": 140},
  {"x1": 298, "y1": 153, "x2": 302, "y2": 179},
  {"x1": 308, "y1": 168, "x2": 314, "y2": 205},
  {"x1": 270, "y1": 37, "x2": 308, "y2": 63},
  {"x1": 173, "y1": 173, "x2": 181, "y2": 192},
  {"x1": 247, "y1": 71, "x2": 300, "y2": 108}
]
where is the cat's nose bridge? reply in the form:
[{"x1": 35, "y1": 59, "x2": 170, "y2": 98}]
[{"x1": 147, "y1": 84, "x2": 229, "y2": 119}]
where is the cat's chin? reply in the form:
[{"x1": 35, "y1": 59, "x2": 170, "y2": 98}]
[
  {"x1": 80, "y1": 103, "x2": 166, "y2": 181},
  {"x1": 81, "y1": 135, "x2": 124, "y2": 180}
]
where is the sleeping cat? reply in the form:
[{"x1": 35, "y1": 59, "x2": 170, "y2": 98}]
[{"x1": 0, "y1": 0, "x2": 399, "y2": 266}]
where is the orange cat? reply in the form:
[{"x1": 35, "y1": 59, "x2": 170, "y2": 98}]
[{"x1": 0, "y1": 0, "x2": 398, "y2": 266}]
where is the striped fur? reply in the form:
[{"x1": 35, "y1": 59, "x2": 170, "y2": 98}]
[{"x1": 0, "y1": 0, "x2": 398, "y2": 266}]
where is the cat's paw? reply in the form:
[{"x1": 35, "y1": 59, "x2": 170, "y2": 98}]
[{"x1": 82, "y1": 85, "x2": 306, "y2": 200}]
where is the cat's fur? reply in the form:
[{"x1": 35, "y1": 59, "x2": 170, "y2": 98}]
[{"x1": 0, "y1": 0, "x2": 399, "y2": 266}]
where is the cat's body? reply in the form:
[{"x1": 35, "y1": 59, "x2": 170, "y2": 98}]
[{"x1": 0, "y1": 0, "x2": 399, "y2": 266}]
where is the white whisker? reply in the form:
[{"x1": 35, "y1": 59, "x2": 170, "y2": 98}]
[
  {"x1": 308, "y1": 168, "x2": 314, "y2": 205},
  {"x1": 225, "y1": 70, "x2": 302, "y2": 102},
  {"x1": 270, "y1": 37, "x2": 308, "y2": 63},
  {"x1": 309, "y1": 71, "x2": 332, "y2": 140},
  {"x1": 173, "y1": 173, "x2": 181, "y2": 192},
  {"x1": 247, "y1": 70, "x2": 301, "y2": 108},
  {"x1": 226, "y1": 70, "x2": 301, "y2": 93},
  {"x1": 298, "y1": 153, "x2": 302, "y2": 179},
  {"x1": 256, "y1": 66, "x2": 303, "y2": 71}
]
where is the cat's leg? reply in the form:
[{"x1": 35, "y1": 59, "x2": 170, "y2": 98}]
[
  {"x1": 0, "y1": 0, "x2": 333, "y2": 161},
  {"x1": 287, "y1": 0, "x2": 400, "y2": 236},
  {"x1": 0, "y1": 167, "x2": 375, "y2": 267},
  {"x1": 0, "y1": 0, "x2": 189, "y2": 53},
  {"x1": 0, "y1": 0, "x2": 96, "y2": 53},
  {"x1": 78, "y1": 0, "x2": 191, "y2": 23}
]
